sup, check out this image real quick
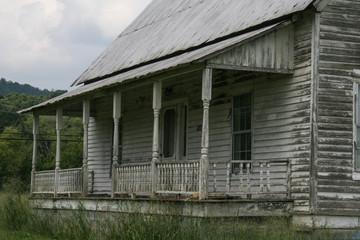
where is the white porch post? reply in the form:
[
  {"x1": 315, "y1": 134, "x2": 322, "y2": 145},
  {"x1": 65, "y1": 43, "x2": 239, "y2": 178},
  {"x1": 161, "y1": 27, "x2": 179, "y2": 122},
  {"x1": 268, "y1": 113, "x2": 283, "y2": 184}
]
[
  {"x1": 151, "y1": 80, "x2": 162, "y2": 198},
  {"x1": 199, "y1": 68, "x2": 212, "y2": 200},
  {"x1": 30, "y1": 114, "x2": 39, "y2": 195},
  {"x1": 54, "y1": 107, "x2": 63, "y2": 197},
  {"x1": 82, "y1": 100, "x2": 90, "y2": 196},
  {"x1": 111, "y1": 91, "x2": 121, "y2": 198}
]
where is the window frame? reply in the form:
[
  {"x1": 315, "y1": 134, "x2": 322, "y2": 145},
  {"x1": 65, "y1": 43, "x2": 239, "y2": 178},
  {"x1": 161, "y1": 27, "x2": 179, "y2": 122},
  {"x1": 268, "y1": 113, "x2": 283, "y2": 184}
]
[{"x1": 231, "y1": 92, "x2": 253, "y2": 174}]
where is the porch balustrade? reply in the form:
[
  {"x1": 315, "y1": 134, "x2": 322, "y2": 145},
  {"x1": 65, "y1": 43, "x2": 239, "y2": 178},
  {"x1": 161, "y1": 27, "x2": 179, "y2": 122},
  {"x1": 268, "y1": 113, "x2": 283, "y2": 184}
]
[
  {"x1": 32, "y1": 159, "x2": 290, "y2": 199},
  {"x1": 57, "y1": 168, "x2": 83, "y2": 194},
  {"x1": 209, "y1": 159, "x2": 291, "y2": 198},
  {"x1": 156, "y1": 161, "x2": 199, "y2": 194},
  {"x1": 32, "y1": 168, "x2": 94, "y2": 195},
  {"x1": 113, "y1": 159, "x2": 290, "y2": 199},
  {"x1": 115, "y1": 163, "x2": 152, "y2": 194},
  {"x1": 33, "y1": 170, "x2": 55, "y2": 194},
  {"x1": 114, "y1": 161, "x2": 199, "y2": 196}
]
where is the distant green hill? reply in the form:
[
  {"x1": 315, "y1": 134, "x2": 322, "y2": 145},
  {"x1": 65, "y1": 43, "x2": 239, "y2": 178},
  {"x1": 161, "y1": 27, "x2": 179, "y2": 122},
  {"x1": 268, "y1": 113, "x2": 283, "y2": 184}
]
[{"x1": 0, "y1": 77, "x2": 66, "y2": 96}]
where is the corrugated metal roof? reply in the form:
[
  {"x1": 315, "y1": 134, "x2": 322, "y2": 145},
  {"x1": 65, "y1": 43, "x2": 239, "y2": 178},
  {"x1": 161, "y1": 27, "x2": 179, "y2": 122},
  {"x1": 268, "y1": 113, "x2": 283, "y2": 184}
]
[
  {"x1": 72, "y1": 0, "x2": 314, "y2": 86},
  {"x1": 20, "y1": 22, "x2": 281, "y2": 114}
]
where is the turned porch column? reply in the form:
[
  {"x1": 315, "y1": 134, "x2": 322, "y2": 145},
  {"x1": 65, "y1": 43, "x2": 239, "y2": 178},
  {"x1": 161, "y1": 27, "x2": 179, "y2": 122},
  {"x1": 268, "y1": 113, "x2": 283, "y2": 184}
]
[
  {"x1": 54, "y1": 107, "x2": 63, "y2": 197},
  {"x1": 199, "y1": 68, "x2": 212, "y2": 200},
  {"x1": 111, "y1": 91, "x2": 121, "y2": 198},
  {"x1": 82, "y1": 100, "x2": 90, "y2": 196},
  {"x1": 151, "y1": 80, "x2": 162, "y2": 198},
  {"x1": 30, "y1": 113, "x2": 39, "y2": 195}
]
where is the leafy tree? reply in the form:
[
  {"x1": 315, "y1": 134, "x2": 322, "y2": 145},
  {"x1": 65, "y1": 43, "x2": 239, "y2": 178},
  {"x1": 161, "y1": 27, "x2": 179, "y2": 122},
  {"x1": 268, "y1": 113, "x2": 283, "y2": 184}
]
[
  {"x1": 0, "y1": 127, "x2": 32, "y2": 190},
  {"x1": 0, "y1": 82, "x2": 82, "y2": 191}
]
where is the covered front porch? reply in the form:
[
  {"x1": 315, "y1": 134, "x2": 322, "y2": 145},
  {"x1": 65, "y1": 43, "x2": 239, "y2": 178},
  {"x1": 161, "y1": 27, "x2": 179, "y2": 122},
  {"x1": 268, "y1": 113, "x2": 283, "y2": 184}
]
[
  {"x1": 29, "y1": 66, "x2": 294, "y2": 202},
  {"x1": 24, "y1": 22, "x2": 303, "y2": 212}
]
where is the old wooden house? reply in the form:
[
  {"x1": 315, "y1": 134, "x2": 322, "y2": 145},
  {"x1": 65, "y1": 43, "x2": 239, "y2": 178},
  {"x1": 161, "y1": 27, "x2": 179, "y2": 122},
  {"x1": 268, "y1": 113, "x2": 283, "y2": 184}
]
[{"x1": 21, "y1": 0, "x2": 360, "y2": 230}]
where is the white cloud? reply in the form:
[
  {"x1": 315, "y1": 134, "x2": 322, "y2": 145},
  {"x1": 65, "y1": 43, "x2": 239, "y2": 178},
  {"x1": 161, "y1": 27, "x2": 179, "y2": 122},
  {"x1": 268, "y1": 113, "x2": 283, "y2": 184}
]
[
  {"x1": 0, "y1": 0, "x2": 151, "y2": 90},
  {"x1": 0, "y1": 0, "x2": 67, "y2": 69}
]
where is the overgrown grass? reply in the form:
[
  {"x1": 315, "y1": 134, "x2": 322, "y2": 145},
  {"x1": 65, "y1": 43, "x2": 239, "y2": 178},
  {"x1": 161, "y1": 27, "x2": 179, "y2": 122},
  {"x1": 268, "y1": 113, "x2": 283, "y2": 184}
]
[{"x1": 0, "y1": 192, "x2": 334, "y2": 240}]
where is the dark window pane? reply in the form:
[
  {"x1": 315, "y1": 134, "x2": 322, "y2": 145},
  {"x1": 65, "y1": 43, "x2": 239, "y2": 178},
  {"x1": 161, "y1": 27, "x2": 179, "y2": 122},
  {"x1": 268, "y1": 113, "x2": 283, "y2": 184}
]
[
  {"x1": 241, "y1": 133, "x2": 246, "y2": 151},
  {"x1": 233, "y1": 108, "x2": 241, "y2": 131},
  {"x1": 247, "y1": 132, "x2": 251, "y2": 151},
  {"x1": 234, "y1": 134, "x2": 241, "y2": 154},
  {"x1": 241, "y1": 152, "x2": 246, "y2": 160}
]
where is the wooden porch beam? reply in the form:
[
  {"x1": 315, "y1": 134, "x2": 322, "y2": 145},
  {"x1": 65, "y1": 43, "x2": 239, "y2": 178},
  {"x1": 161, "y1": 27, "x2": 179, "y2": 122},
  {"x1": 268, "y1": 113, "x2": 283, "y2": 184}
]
[
  {"x1": 206, "y1": 63, "x2": 294, "y2": 75},
  {"x1": 199, "y1": 68, "x2": 212, "y2": 200},
  {"x1": 82, "y1": 99, "x2": 90, "y2": 197},
  {"x1": 30, "y1": 113, "x2": 39, "y2": 195},
  {"x1": 54, "y1": 107, "x2": 63, "y2": 197}
]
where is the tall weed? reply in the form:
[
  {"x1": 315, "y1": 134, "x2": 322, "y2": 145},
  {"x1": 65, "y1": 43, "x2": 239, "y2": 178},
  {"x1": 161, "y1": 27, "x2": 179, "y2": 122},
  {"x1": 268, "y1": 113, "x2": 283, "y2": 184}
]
[
  {"x1": 0, "y1": 193, "x2": 334, "y2": 240},
  {"x1": 0, "y1": 194, "x2": 31, "y2": 231}
]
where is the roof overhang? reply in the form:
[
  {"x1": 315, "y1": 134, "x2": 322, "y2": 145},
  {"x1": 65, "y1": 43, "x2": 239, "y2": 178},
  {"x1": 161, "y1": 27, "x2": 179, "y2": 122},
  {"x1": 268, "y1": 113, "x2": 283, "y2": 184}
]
[{"x1": 19, "y1": 21, "x2": 291, "y2": 115}]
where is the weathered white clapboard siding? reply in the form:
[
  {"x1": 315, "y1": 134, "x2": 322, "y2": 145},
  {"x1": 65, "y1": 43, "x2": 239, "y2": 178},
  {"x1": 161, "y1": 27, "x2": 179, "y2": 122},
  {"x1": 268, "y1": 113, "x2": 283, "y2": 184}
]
[
  {"x1": 207, "y1": 24, "x2": 294, "y2": 73},
  {"x1": 279, "y1": 15, "x2": 313, "y2": 212},
  {"x1": 88, "y1": 96, "x2": 113, "y2": 194},
  {"x1": 315, "y1": 0, "x2": 360, "y2": 215}
]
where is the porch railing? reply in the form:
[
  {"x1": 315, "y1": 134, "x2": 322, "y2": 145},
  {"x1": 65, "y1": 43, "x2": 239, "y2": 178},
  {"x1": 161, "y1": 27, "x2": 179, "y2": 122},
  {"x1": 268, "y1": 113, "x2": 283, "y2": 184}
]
[
  {"x1": 58, "y1": 168, "x2": 82, "y2": 194},
  {"x1": 156, "y1": 161, "x2": 199, "y2": 194},
  {"x1": 114, "y1": 159, "x2": 290, "y2": 199},
  {"x1": 209, "y1": 159, "x2": 291, "y2": 198},
  {"x1": 32, "y1": 168, "x2": 94, "y2": 195},
  {"x1": 114, "y1": 161, "x2": 199, "y2": 196},
  {"x1": 33, "y1": 170, "x2": 55, "y2": 194},
  {"x1": 115, "y1": 163, "x2": 152, "y2": 194}
]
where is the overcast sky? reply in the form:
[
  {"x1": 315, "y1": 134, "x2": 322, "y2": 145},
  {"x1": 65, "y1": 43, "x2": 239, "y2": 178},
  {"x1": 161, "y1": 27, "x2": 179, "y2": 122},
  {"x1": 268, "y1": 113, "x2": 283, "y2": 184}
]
[{"x1": 0, "y1": 0, "x2": 152, "y2": 91}]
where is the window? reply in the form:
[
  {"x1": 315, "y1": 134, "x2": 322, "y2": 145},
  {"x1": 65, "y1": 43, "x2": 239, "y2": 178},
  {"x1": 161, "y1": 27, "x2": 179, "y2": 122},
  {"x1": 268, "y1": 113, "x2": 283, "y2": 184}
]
[
  {"x1": 232, "y1": 93, "x2": 252, "y2": 173},
  {"x1": 162, "y1": 103, "x2": 187, "y2": 160},
  {"x1": 354, "y1": 84, "x2": 360, "y2": 173}
]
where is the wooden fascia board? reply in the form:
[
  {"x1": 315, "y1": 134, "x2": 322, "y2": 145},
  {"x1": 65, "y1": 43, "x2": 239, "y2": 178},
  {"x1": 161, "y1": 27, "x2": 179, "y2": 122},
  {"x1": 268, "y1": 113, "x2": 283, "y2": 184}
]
[
  {"x1": 313, "y1": 0, "x2": 333, "y2": 11},
  {"x1": 206, "y1": 63, "x2": 294, "y2": 75}
]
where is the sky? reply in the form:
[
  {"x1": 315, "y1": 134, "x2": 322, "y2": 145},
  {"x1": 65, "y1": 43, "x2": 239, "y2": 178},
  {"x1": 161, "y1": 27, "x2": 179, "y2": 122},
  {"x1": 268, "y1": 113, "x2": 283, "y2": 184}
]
[{"x1": 0, "y1": 0, "x2": 152, "y2": 91}]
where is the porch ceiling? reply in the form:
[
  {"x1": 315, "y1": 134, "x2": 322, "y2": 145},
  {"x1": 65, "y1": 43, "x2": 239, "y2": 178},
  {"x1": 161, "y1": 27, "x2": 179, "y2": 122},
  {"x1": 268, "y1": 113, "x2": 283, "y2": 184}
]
[{"x1": 19, "y1": 22, "x2": 283, "y2": 115}]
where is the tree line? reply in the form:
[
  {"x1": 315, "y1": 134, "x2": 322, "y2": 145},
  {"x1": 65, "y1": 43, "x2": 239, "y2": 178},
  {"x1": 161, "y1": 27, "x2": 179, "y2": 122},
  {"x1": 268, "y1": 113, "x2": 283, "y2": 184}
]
[
  {"x1": 0, "y1": 79, "x2": 82, "y2": 192},
  {"x1": 0, "y1": 78, "x2": 65, "y2": 96}
]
